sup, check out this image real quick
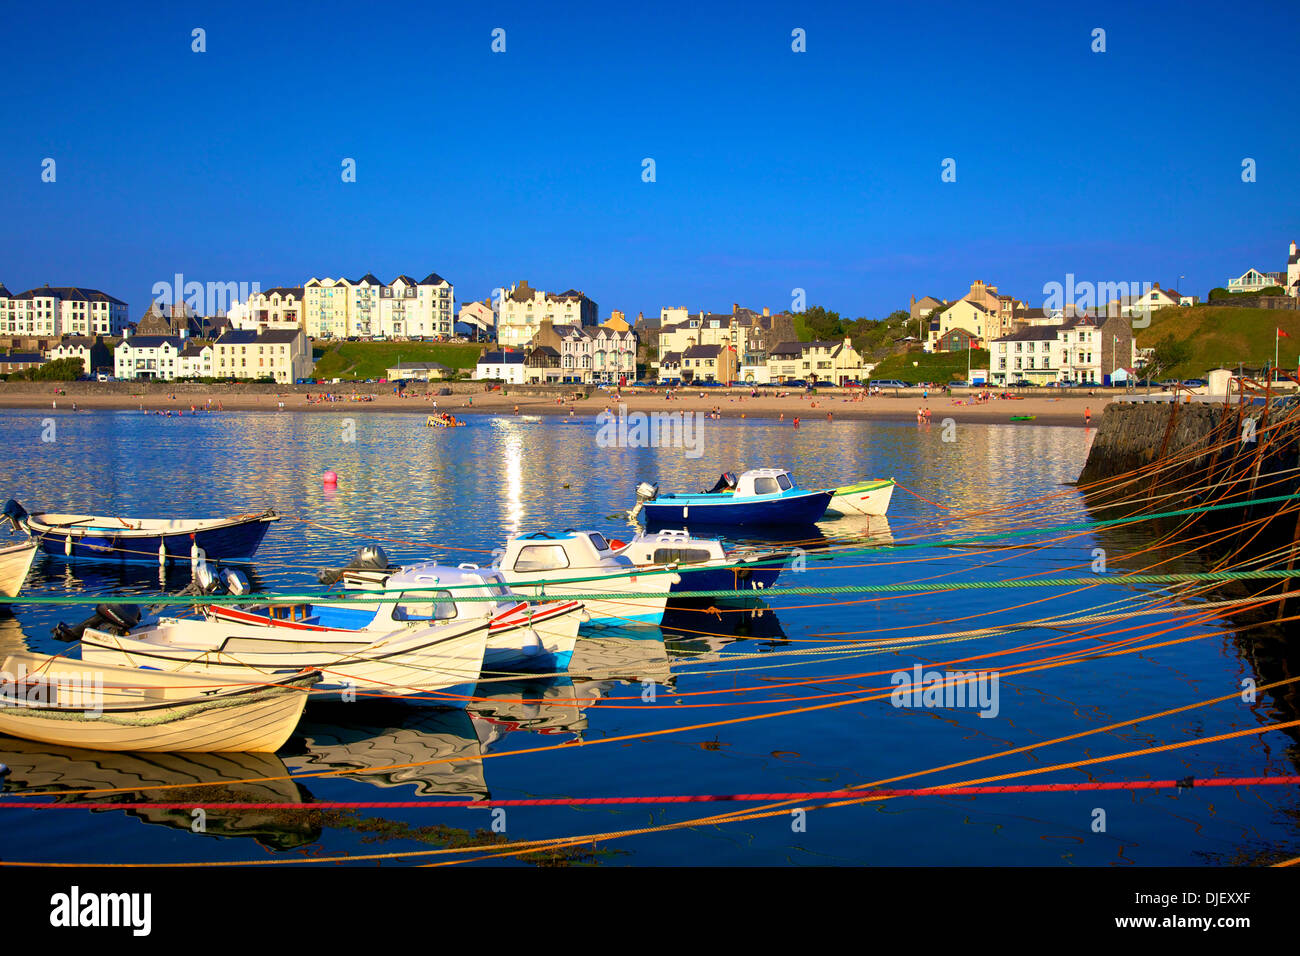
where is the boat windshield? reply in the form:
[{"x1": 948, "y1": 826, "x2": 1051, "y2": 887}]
[
  {"x1": 776, "y1": 474, "x2": 793, "y2": 490},
  {"x1": 652, "y1": 547, "x2": 713, "y2": 565},
  {"x1": 513, "y1": 545, "x2": 570, "y2": 572},
  {"x1": 753, "y1": 477, "x2": 780, "y2": 494},
  {"x1": 393, "y1": 590, "x2": 458, "y2": 621}
]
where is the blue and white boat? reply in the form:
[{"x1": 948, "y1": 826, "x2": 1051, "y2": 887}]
[
  {"x1": 3, "y1": 500, "x2": 277, "y2": 564},
  {"x1": 630, "y1": 469, "x2": 833, "y2": 529},
  {"x1": 612, "y1": 529, "x2": 791, "y2": 596}
]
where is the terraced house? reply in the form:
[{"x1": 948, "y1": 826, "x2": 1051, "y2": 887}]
[
  {"x1": 497, "y1": 280, "x2": 599, "y2": 349},
  {"x1": 526, "y1": 318, "x2": 636, "y2": 384},
  {"x1": 989, "y1": 313, "x2": 1135, "y2": 386},
  {"x1": 653, "y1": 304, "x2": 793, "y2": 380},
  {"x1": 766, "y1": 338, "x2": 867, "y2": 385},
  {"x1": 300, "y1": 272, "x2": 454, "y2": 340},
  {"x1": 0, "y1": 283, "x2": 128, "y2": 336},
  {"x1": 213, "y1": 329, "x2": 312, "y2": 384}
]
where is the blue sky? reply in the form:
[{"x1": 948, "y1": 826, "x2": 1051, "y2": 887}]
[{"x1": 2, "y1": 0, "x2": 1297, "y2": 321}]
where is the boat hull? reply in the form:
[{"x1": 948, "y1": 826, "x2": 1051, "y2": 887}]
[
  {"x1": 502, "y1": 573, "x2": 677, "y2": 628},
  {"x1": 0, "y1": 654, "x2": 316, "y2": 753},
  {"x1": 826, "y1": 480, "x2": 895, "y2": 517},
  {"x1": 0, "y1": 540, "x2": 37, "y2": 598},
  {"x1": 25, "y1": 513, "x2": 277, "y2": 564},
  {"x1": 642, "y1": 489, "x2": 833, "y2": 528},
  {"x1": 78, "y1": 621, "x2": 489, "y2": 704}
]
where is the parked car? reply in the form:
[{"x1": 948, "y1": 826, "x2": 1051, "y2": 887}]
[
  {"x1": 869, "y1": 379, "x2": 913, "y2": 388},
  {"x1": 1009, "y1": 379, "x2": 1033, "y2": 388},
  {"x1": 1183, "y1": 378, "x2": 1208, "y2": 387}
]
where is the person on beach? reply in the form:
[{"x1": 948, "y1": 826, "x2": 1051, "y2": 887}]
[
  {"x1": 1085, "y1": 406, "x2": 1092, "y2": 425},
  {"x1": 793, "y1": 417, "x2": 800, "y2": 428},
  {"x1": 827, "y1": 411, "x2": 833, "y2": 422}
]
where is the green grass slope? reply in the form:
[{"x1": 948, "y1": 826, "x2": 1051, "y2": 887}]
[
  {"x1": 311, "y1": 342, "x2": 483, "y2": 380},
  {"x1": 1138, "y1": 306, "x2": 1300, "y2": 378},
  {"x1": 870, "y1": 348, "x2": 989, "y2": 383}
]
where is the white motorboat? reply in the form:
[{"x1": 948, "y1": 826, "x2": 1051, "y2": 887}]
[
  {"x1": 0, "y1": 539, "x2": 37, "y2": 598},
  {"x1": 611, "y1": 529, "x2": 791, "y2": 597},
  {"x1": 492, "y1": 530, "x2": 680, "y2": 627},
  {"x1": 207, "y1": 562, "x2": 586, "y2": 672}
]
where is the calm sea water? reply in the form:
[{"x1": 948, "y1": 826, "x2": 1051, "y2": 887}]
[{"x1": 0, "y1": 408, "x2": 1296, "y2": 866}]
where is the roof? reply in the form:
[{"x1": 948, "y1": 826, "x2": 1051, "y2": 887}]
[
  {"x1": 354, "y1": 273, "x2": 384, "y2": 286},
  {"x1": 2, "y1": 353, "x2": 44, "y2": 363},
  {"x1": 119, "y1": 336, "x2": 182, "y2": 349},
  {"x1": 51, "y1": 336, "x2": 103, "y2": 348},
  {"x1": 419, "y1": 272, "x2": 448, "y2": 286},
  {"x1": 180, "y1": 341, "x2": 211, "y2": 357},
  {"x1": 215, "y1": 329, "x2": 301, "y2": 345},
  {"x1": 262, "y1": 286, "x2": 304, "y2": 298},
  {"x1": 0, "y1": 284, "x2": 10, "y2": 298},
  {"x1": 683, "y1": 344, "x2": 724, "y2": 358},
  {"x1": 769, "y1": 341, "x2": 804, "y2": 357},
  {"x1": 12, "y1": 286, "x2": 126, "y2": 305},
  {"x1": 993, "y1": 325, "x2": 1063, "y2": 343},
  {"x1": 479, "y1": 351, "x2": 526, "y2": 365}
]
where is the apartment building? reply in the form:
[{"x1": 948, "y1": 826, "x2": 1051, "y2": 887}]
[
  {"x1": 0, "y1": 284, "x2": 128, "y2": 336},
  {"x1": 302, "y1": 273, "x2": 453, "y2": 339},
  {"x1": 497, "y1": 280, "x2": 598, "y2": 348},
  {"x1": 114, "y1": 336, "x2": 184, "y2": 380},
  {"x1": 990, "y1": 314, "x2": 1135, "y2": 385},
  {"x1": 46, "y1": 336, "x2": 113, "y2": 375}
]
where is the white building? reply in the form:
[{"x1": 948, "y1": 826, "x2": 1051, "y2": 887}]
[
  {"x1": 990, "y1": 315, "x2": 1136, "y2": 386},
  {"x1": 1227, "y1": 268, "x2": 1286, "y2": 294},
  {"x1": 458, "y1": 300, "x2": 496, "y2": 339},
  {"x1": 213, "y1": 329, "x2": 312, "y2": 384},
  {"x1": 0, "y1": 285, "x2": 128, "y2": 336},
  {"x1": 497, "y1": 280, "x2": 598, "y2": 348},
  {"x1": 302, "y1": 273, "x2": 454, "y2": 339},
  {"x1": 237, "y1": 287, "x2": 304, "y2": 331},
  {"x1": 115, "y1": 336, "x2": 184, "y2": 380},
  {"x1": 45, "y1": 336, "x2": 113, "y2": 376},
  {"x1": 475, "y1": 349, "x2": 527, "y2": 384},
  {"x1": 178, "y1": 341, "x2": 215, "y2": 378},
  {"x1": 1288, "y1": 241, "x2": 1299, "y2": 297}
]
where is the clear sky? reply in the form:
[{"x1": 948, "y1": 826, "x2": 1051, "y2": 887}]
[{"x1": 2, "y1": 0, "x2": 1297, "y2": 321}]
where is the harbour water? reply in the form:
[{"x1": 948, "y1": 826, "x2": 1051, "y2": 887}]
[{"x1": 0, "y1": 408, "x2": 1297, "y2": 866}]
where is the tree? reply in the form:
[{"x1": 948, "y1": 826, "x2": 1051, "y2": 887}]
[
  {"x1": 19, "y1": 357, "x2": 85, "y2": 381},
  {"x1": 1145, "y1": 336, "x2": 1193, "y2": 379},
  {"x1": 796, "y1": 306, "x2": 843, "y2": 341}
]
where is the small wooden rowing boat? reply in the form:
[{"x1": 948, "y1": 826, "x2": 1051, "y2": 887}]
[
  {"x1": 0, "y1": 651, "x2": 319, "y2": 752},
  {"x1": 825, "y1": 478, "x2": 895, "y2": 517},
  {"x1": 4, "y1": 500, "x2": 278, "y2": 564},
  {"x1": 0, "y1": 539, "x2": 37, "y2": 597}
]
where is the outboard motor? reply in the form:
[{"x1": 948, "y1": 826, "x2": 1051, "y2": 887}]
[
  {"x1": 52, "y1": 603, "x2": 141, "y2": 642},
  {"x1": 2, "y1": 500, "x2": 28, "y2": 534},
  {"x1": 220, "y1": 568, "x2": 250, "y2": 596},
  {"x1": 706, "y1": 472, "x2": 738, "y2": 494},
  {"x1": 316, "y1": 544, "x2": 393, "y2": 585},
  {"x1": 628, "y1": 481, "x2": 659, "y2": 521}
]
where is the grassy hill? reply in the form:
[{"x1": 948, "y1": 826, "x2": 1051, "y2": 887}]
[
  {"x1": 311, "y1": 342, "x2": 483, "y2": 380},
  {"x1": 1138, "y1": 306, "x2": 1300, "y2": 378},
  {"x1": 870, "y1": 347, "x2": 989, "y2": 383}
]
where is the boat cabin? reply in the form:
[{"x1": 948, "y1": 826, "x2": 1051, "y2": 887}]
[
  {"x1": 495, "y1": 530, "x2": 637, "y2": 576},
  {"x1": 616, "y1": 529, "x2": 726, "y2": 567},
  {"x1": 731, "y1": 469, "x2": 800, "y2": 498}
]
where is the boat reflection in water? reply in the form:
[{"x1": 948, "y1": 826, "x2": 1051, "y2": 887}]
[
  {"x1": 0, "y1": 738, "x2": 315, "y2": 850},
  {"x1": 661, "y1": 594, "x2": 789, "y2": 658},
  {"x1": 469, "y1": 677, "x2": 589, "y2": 749},
  {"x1": 284, "y1": 701, "x2": 487, "y2": 800},
  {"x1": 29, "y1": 556, "x2": 270, "y2": 602}
]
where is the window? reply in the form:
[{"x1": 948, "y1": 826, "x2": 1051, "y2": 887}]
[
  {"x1": 652, "y1": 547, "x2": 713, "y2": 565},
  {"x1": 513, "y1": 545, "x2": 570, "y2": 572},
  {"x1": 754, "y1": 477, "x2": 780, "y2": 495},
  {"x1": 776, "y1": 474, "x2": 793, "y2": 490}
]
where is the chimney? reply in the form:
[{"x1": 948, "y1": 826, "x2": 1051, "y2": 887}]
[
  {"x1": 732, "y1": 303, "x2": 740, "y2": 314},
  {"x1": 763, "y1": 307, "x2": 770, "y2": 317}
]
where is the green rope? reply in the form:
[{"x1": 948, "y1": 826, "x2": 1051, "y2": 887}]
[{"x1": 5, "y1": 569, "x2": 1299, "y2": 606}]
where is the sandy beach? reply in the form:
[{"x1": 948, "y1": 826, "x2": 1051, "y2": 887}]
[{"x1": 0, "y1": 383, "x2": 1113, "y2": 427}]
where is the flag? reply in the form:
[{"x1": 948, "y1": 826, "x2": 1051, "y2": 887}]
[{"x1": 1279, "y1": 328, "x2": 1292, "y2": 339}]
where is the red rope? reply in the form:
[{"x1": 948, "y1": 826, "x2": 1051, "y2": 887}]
[{"x1": 4, "y1": 775, "x2": 1296, "y2": 810}]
